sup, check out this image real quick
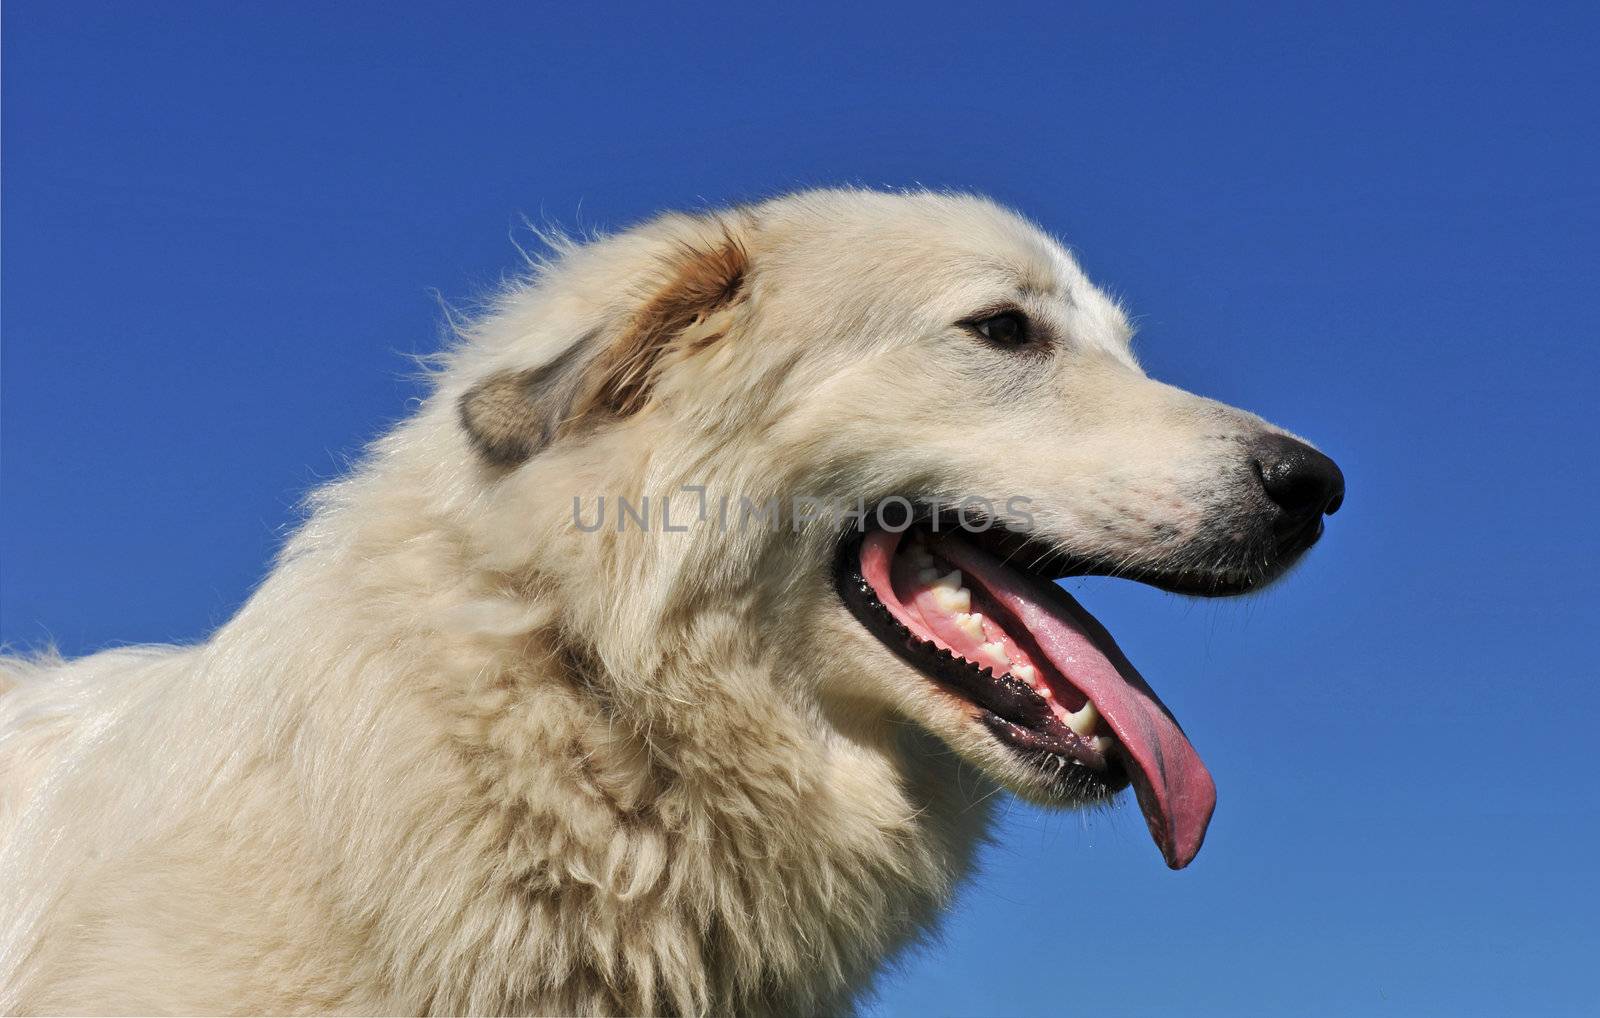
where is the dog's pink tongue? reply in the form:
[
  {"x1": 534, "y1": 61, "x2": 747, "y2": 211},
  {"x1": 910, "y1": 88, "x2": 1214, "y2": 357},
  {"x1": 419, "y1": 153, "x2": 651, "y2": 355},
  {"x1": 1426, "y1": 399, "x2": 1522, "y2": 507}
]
[{"x1": 932, "y1": 535, "x2": 1217, "y2": 869}]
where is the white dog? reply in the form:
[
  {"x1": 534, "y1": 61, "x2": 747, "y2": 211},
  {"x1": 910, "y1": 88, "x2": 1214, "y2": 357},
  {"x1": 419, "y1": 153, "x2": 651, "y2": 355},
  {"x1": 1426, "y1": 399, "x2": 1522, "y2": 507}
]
[{"x1": 0, "y1": 189, "x2": 1342, "y2": 1015}]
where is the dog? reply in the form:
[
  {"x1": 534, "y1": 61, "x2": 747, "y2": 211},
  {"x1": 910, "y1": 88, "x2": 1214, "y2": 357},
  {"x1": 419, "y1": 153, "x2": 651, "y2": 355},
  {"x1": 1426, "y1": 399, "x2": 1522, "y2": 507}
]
[{"x1": 0, "y1": 188, "x2": 1343, "y2": 1015}]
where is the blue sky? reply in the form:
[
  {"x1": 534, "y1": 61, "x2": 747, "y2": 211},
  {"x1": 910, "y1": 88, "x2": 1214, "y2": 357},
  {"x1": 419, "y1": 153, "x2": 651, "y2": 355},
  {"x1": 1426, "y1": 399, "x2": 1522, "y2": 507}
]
[{"x1": 3, "y1": 3, "x2": 1597, "y2": 1015}]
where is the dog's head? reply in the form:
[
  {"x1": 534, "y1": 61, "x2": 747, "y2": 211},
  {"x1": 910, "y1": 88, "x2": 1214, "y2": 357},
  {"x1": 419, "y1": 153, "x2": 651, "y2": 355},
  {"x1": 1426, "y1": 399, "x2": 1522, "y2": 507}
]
[{"x1": 452, "y1": 189, "x2": 1343, "y2": 869}]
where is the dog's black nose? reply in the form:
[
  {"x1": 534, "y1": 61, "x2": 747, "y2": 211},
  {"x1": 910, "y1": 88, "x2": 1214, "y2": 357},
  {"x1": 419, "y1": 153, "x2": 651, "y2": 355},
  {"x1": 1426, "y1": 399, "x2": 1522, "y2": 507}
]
[{"x1": 1251, "y1": 434, "x2": 1345, "y2": 526}]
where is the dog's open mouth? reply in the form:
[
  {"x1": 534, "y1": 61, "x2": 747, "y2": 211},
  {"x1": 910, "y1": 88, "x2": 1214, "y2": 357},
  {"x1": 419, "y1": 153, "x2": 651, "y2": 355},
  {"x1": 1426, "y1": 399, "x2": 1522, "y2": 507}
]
[{"x1": 835, "y1": 517, "x2": 1217, "y2": 870}]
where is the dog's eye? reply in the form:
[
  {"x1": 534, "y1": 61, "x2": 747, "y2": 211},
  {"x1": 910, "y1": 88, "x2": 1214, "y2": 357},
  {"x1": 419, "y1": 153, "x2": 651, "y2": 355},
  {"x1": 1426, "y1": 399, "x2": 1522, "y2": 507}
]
[{"x1": 966, "y1": 311, "x2": 1030, "y2": 347}]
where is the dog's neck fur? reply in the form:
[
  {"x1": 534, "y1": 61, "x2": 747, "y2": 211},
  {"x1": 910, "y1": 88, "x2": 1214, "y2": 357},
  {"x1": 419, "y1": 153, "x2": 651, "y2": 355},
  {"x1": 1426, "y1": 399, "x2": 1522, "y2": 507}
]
[{"x1": 216, "y1": 411, "x2": 993, "y2": 1015}]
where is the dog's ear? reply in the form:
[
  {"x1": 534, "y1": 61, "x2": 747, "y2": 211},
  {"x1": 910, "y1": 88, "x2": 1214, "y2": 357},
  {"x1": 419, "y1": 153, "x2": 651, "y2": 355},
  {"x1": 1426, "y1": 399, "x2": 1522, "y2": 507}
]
[
  {"x1": 457, "y1": 339, "x2": 593, "y2": 467},
  {"x1": 459, "y1": 228, "x2": 749, "y2": 466}
]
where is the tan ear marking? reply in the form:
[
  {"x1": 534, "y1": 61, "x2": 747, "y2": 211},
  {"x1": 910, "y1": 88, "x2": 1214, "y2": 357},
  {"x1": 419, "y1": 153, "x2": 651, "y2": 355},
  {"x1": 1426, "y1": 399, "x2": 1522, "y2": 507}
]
[
  {"x1": 458, "y1": 370, "x2": 543, "y2": 467},
  {"x1": 458, "y1": 228, "x2": 749, "y2": 467},
  {"x1": 577, "y1": 230, "x2": 749, "y2": 420},
  {"x1": 458, "y1": 339, "x2": 589, "y2": 466}
]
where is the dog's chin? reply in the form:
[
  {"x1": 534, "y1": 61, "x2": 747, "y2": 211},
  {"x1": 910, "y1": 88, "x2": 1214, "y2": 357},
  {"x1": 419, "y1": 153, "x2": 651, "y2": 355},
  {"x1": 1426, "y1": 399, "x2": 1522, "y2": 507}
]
[
  {"x1": 932, "y1": 701, "x2": 1132, "y2": 811},
  {"x1": 832, "y1": 507, "x2": 1323, "y2": 870}
]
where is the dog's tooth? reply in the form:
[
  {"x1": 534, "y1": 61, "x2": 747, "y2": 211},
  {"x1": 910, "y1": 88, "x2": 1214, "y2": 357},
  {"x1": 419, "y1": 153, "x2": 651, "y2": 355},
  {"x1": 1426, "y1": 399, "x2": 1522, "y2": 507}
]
[
  {"x1": 933, "y1": 585, "x2": 971, "y2": 613},
  {"x1": 954, "y1": 612, "x2": 985, "y2": 641},
  {"x1": 1090, "y1": 734, "x2": 1114, "y2": 754},
  {"x1": 1012, "y1": 663, "x2": 1037, "y2": 684},
  {"x1": 932, "y1": 569, "x2": 962, "y2": 590},
  {"x1": 980, "y1": 641, "x2": 1009, "y2": 666},
  {"x1": 1066, "y1": 701, "x2": 1100, "y2": 737}
]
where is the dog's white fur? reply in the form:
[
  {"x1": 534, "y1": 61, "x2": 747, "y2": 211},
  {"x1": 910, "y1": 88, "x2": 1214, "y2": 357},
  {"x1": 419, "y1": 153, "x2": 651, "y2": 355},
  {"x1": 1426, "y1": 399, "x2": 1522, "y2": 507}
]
[{"x1": 1, "y1": 189, "x2": 1286, "y2": 1014}]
